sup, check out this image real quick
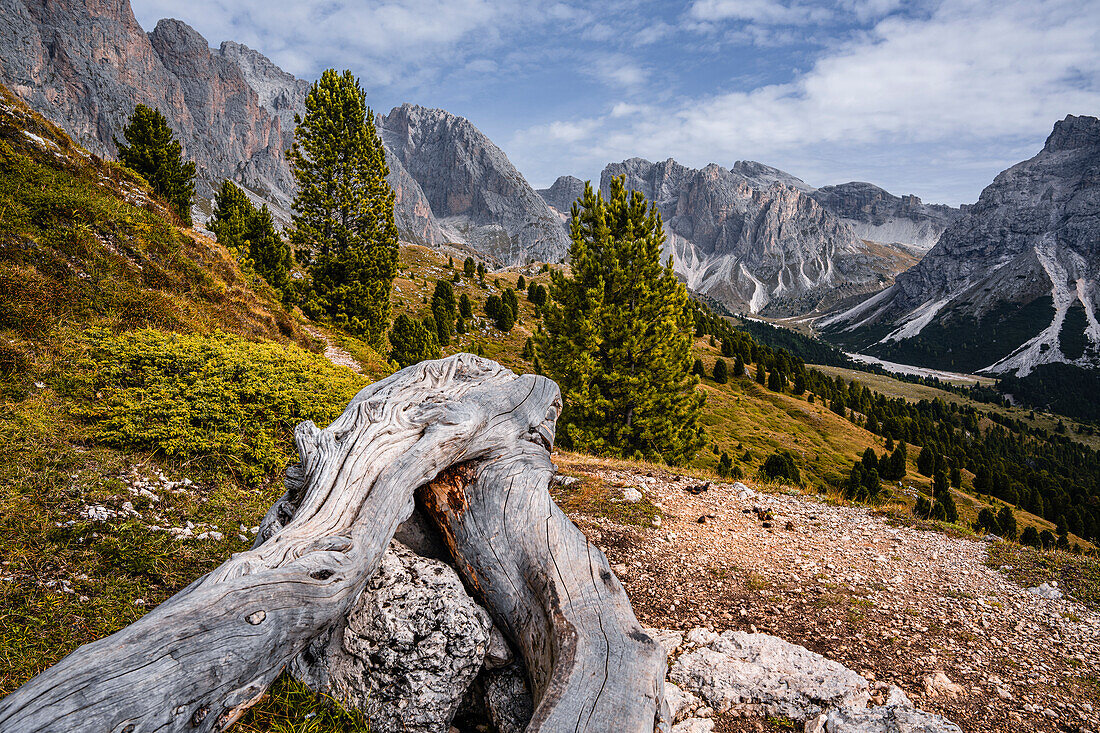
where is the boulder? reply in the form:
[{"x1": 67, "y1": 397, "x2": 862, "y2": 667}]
[
  {"x1": 670, "y1": 629, "x2": 870, "y2": 719},
  {"x1": 804, "y1": 685, "x2": 963, "y2": 733},
  {"x1": 291, "y1": 540, "x2": 492, "y2": 733}
]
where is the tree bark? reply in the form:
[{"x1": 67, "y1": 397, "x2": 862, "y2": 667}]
[{"x1": 0, "y1": 353, "x2": 667, "y2": 732}]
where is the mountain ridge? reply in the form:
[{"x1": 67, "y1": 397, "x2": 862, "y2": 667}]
[{"x1": 821, "y1": 114, "x2": 1100, "y2": 379}]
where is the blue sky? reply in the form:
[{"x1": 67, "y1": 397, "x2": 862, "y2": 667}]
[{"x1": 130, "y1": 0, "x2": 1100, "y2": 206}]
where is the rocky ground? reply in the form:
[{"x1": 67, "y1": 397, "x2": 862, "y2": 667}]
[{"x1": 555, "y1": 457, "x2": 1100, "y2": 733}]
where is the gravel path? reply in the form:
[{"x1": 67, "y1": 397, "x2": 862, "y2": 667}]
[
  {"x1": 303, "y1": 325, "x2": 363, "y2": 373},
  {"x1": 558, "y1": 460, "x2": 1100, "y2": 732}
]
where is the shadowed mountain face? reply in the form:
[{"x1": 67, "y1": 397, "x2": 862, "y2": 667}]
[
  {"x1": 821, "y1": 115, "x2": 1100, "y2": 376},
  {"x1": 379, "y1": 104, "x2": 570, "y2": 265}
]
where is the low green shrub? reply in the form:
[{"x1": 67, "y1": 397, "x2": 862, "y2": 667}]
[{"x1": 72, "y1": 329, "x2": 365, "y2": 482}]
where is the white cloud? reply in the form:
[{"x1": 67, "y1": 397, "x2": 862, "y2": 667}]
[
  {"x1": 689, "y1": 0, "x2": 833, "y2": 26},
  {"x1": 511, "y1": 0, "x2": 1100, "y2": 203}
]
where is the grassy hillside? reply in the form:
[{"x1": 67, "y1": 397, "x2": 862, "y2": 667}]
[
  {"x1": 384, "y1": 245, "x2": 1093, "y2": 551},
  {"x1": 0, "y1": 84, "x2": 372, "y2": 729}
]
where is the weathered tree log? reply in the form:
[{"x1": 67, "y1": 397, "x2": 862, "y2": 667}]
[
  {"x1": 421, "y1": 456, "x2": 670, "y2": 731},
  {"x1": 0, "y1": 353, "x2": 667, "y2": 732}
]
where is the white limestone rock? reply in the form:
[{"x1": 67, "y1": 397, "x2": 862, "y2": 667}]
[
  {"x1": 671, "y1": 630, "x2": 871, "y2": 720},
  {"x1": 291, "y1": 540, "x2": 492, "y2": 733}
]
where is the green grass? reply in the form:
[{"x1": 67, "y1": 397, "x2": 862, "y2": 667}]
[
  {"x1": 988, "y1": 543, "x2": 1100, "y2": 611},
  {"x1": 237, "y1": 675, "x2": 369, "y2": 732},
  {"x1": 550, "y1": 473, "x2": 663, "y2": 527}
]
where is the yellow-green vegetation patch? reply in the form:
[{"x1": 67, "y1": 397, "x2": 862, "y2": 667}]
[
  {"x1": 0, "y1": 389, "x2": 285, "y2": 692},
  {"x1": 550, "y1": 474, "x2": 663, "y2": 528},
  {"x1": 988, "y1": 542, "x2": 1100, "y2": 611},
  {"x1": 68, "y1": 329, "x2": 367, "y2": 483},
  {"x1": 237, "y1": 674, "x2": 369, "y2": 732}
]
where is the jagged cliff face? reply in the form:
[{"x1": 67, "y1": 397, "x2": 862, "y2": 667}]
[
  {"x1": 379, "y1": 104, "x2": 570, "y2": 264},
  {"x1": 810, "y1": 182, "x2": 962, "y2": 252},
  {"x1": 0, "y1": 0, "x2": 535, "y2": 254},
  {"x1": 537, "y1": 175, "x2": 586, "y2": 218},
  {"x1": 543, "y1": 157, "x2": 915, "y2": 316},
  {"x1": 0, "y1": 0, "x2": 292, "y2": 218},
  {"x1": 821, "y1": 115, "x2": 1100, "y2": 376}
]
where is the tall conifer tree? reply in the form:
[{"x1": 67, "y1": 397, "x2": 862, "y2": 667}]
[
  {"x1": 288, "y1": 69, "x2": 398, "y2": 346},
  {"x1": 535, "y1": 177, "x2": 704, "y2": 464},
  {"x1": 116, "y1": 105, "x2": 195, "y2": 225}
]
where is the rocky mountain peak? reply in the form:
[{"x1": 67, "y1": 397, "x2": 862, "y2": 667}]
[
  {"x1": 380, "y1": 104, "x2": 569, "y2": 264},
  {"x1": 1043, "y1": 114, "x2": 1100, "y2": 153},
  {"x1": 593, "y1": 156, "x2": 912, "y2": 316},
  {"x1": 823, "y1": 115, "x2": 1100, "y2": 376},
  {"x1": 730, "y1": 160, "x2": 813, "y2": 192},
  {"x1": 538, "y1": 175, "x2": 586, "y2": 215}
]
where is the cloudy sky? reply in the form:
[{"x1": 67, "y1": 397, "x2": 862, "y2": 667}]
[{"x1": 131, "y1": 0, "x2": 1100, "y2": 205}]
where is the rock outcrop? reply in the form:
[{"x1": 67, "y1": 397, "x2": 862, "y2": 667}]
[
  {"x1": 291, "y1": 540, "x2": 492, "y2": 733},
  {"x1": 667, "y1": 628, "x2": 963, "y2": 733},
  {"x1": 669, "y1": 628, "x2": 872, "y2": 719},
  {"x1": 821, "y1": 115, "x2": 1100, "y2": 376},
  {"x1": 578, "y1": 157, "x2": 915, "y2": 316},
  {"x1": 537, "y1": 175, "x2": 586, "y2": 217},
  {"x1": 380, "y1": 104, "x2": 570, "y2": 264},
  {"x1": 810, "y1": 182, "x2": 962, "y2": 252}
]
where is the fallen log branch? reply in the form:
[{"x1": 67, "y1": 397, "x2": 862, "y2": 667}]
[{"x1": 0, "y1": 354, "x2": 666, "y2": 732}]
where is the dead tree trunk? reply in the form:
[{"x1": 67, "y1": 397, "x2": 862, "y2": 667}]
[
  {"x1": 421, "y1": 456, "x2": 670, "y2": 732},
  {"x1": 0, "y1": 354, "x2": 666, "y2": 733}
]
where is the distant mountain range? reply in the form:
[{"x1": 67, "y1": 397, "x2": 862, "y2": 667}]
[
  {"x1": 0, "y1": 0, "x2": 965, "y2": 318},
  {"x1": 538, "y1": 160, "x2": 954, "y2": 316},
  {"x1": 821, "y1": 115, "x2": 1100, "y2": 378}
]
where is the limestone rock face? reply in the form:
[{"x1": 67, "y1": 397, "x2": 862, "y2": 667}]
[
  {"x1": 537, "y1": 175, "x2": 586, "y2": 217},
  {"x1": 291, "y1": 540, "x2": 492, "y2": 733},
  {"x1": 670, "y1": 630, "x2": 871, "y2": 719},
  {"x1": 380, "y1": 103, "x2": 570, "y2": 265},
  {"x1": 822, "y1": 115, "x2": 1100, "y2": 376},
  {"x1": 595, "y1": 158, "x2": 915, "y2": 316},
  {"x1": 810, "y1": 182, "x2": 962, "y2": 252}
]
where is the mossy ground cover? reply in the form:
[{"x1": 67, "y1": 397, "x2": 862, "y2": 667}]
[{"x1": 988, "y1": 542, "x2": 1100, "y2": 611}]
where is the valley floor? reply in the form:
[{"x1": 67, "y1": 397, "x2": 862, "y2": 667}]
[{"x1": 553, "y1": 455, "x2": 1100, "y2": 733}]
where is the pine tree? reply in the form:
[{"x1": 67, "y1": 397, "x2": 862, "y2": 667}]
[
  {"x1": 288, "y1": 69, "x2": 398, "y2": 347},
  {"x1": 388, "y1": 314, "x2": 440, "y2": 368},
  {"x1": 756, "y1": 362, "x2": 766, "y2": 385},
  {"x1": 431, "y1": 280, "x2": 456, "y2": 347},
  {"x1": 115, "y1": 104, "x2": 195, "y2": 225},
  {"x1": 997, "y1": 506, "x2": 1017, "y2": 540},
  {"x1": 767, "y1": 369, "x2": 783, "y2": 392},
  {"x1": 459, "y1": 293, "x2": 473, "y2": 320},
  {"x1": 208, "y1": 181, "x2": 292, "y2": 299},
  {"x1": 517, "y1": 275, "x2": 526, "y2": 291},
  {"x1": 464, "y1": 257, "x2": 476, "y2": 279},
  {"x1": 1020, "y1": 525, "x2": 1040, "y2": 548},
  {"x1": 917, "y1": 447, "x2": 934, "y2": 476},
  {"x1": 793, "y1": 371, "x2": 806, "y2": 395},
  {"x1": 733, "y1": 355, "x2": 746, "y2": 378},
  {"x1": 717, "y1": 451, "x2": 732, "y2": 478},
  {"x1": 535, "y1": 177, "x2": 704, "y2": 464},
  {"x1": 713, "y1": 358, "x2": 728, "y2": 384},
  {"x1": 692, "y1": 359, "x2": 706, "y2": 378}
]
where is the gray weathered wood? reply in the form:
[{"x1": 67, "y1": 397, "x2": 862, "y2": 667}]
[
  {"x1": 420, "y1": 449, "x2": 671, "y2": 732},
  {"x1": 0, "y1": 353, "x2": 667, "y2": 732}
]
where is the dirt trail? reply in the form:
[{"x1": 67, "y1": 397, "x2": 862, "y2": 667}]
[{"x1": 303, "y1": 325, "x2": 363, "y2": 373}]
